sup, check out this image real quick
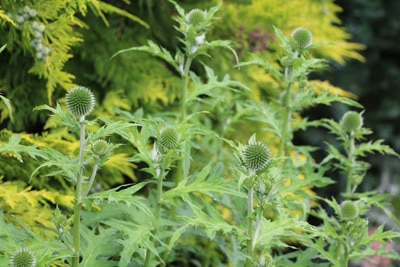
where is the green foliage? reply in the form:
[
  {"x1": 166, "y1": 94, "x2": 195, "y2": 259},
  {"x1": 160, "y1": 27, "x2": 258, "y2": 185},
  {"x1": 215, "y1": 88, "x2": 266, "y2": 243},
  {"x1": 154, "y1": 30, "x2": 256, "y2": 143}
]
[{"x1": 0, "y1": 1, "x2": 399, "y2": 267}]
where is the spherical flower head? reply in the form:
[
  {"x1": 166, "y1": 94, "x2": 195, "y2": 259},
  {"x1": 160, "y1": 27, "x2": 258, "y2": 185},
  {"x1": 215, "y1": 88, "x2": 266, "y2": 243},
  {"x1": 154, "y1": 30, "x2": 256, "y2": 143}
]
[
  {"x1": 10, "y1": 248, "x2": 36, "y2": 267},
  {"x1": 242, "y1": 142, "x2": 271, "y2": 172},
  {"x1": 92, "y1": 139, "x2": 109, "y2": 156},
  {"x1": 160, "y1": 127, "x2": 180, "y2": 149},
  {"x1": 66, "y1": 86, "x2": 95, "y2": 118},
  {"x1": 187, "y1": 9, "x2": 207, "y2": 27},
  {"x1": 341, "y1": 111, "x2": 363, "y2": 133},
  {"x1": 339, "y1": 200, "x2": 359, "y2": 221},
  {"x1": 291, "y1": 27, "x2": 313, "y2": 50}
]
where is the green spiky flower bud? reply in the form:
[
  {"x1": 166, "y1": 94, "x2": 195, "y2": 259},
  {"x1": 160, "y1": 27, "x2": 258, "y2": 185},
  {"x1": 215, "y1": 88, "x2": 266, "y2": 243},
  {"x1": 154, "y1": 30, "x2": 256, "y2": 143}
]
[
  {"x1": 92, "y1": 139, "x2": 109, "y2": 156},
  {"x1": 339, "y1": 200, "x2": 359, "y2": 221},
  {"x1": 10, "y1": 248, "x2": 36, "y2": 267},
  {"x1": 160, "y1": 127, "x2": 180, "y2": 149},
  {"x1": 242, "y1": 142, "x2": 271, "y2": 172},
  {"x1": 187, "y1": 9, "x2": 206, "y2": 27},
  {"x1": 291, "y1": 27, "x2": 312, "y2": 50},
  {"x1": 66, "y1": 86, "x2": 95, "y2": 118},
  {"x1": 341, "y1": 111, "x2": 363, "y2": 133}
]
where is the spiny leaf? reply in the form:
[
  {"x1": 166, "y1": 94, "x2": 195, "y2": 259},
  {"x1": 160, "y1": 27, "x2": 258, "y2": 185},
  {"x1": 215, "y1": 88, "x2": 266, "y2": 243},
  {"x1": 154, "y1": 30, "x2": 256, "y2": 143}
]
[
  {"x1": 237, "y1": 53, "x2": 283, "y2": 80},
  {"x1": 0, "y1": 134, "x2": 45, "y2": 162},
  {"x1": 110, "y1": 40, "x2": 180, "y2": 74},
  {"x1": 355, "y1": 140, "x2": 399, "y2": 158},
  {"x1": 87, "y1": 182, "x2": 155, "y2": 223},
  {"x1": 79, "y1": 225, "x2": 121, "y2": 267},
  {"x1": 34, "y1": 103, "x2": 80, "y2": 132},
  {"x1": 163, "y1": 165, "x2": 246, "y2": 204}
]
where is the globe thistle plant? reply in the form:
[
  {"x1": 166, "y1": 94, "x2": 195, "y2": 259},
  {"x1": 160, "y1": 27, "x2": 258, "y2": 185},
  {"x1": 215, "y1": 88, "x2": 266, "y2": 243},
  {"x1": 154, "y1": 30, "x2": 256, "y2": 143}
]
[
  {"x1": 160, "y1": 126, "x2": 180, "y2": 149},
  {"x1": 291, "y1": 27, "x2": 313, "y2": 50},
  {"x1": 341, "y1": 111, "x2": 363, "y2": 133},
  {"x1": 66, "y1": 86, "x2": 95, "y2": 119},
  {"x1": 92, "y1": 139, "x2": 109, "y2": 156},
  {"x1": 339, "y1": 200, "x2": 359, "y2": 221},
  {"x1": 186, "y1": 9, "x2": 207, "y2": 28},
  {"x1": 10, "y1": 248, "x2": 36, "y2": 267},
  {"x1": 242, "y1": 141, "x2": 271, "y2": 173}
]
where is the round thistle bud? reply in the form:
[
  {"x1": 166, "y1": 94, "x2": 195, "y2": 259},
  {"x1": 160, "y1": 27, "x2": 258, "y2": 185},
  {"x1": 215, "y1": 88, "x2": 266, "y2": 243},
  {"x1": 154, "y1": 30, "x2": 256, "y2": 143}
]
[
  {"x1": 66, "y1": 86, "x2": 95, "y2": 118},
  {"x1": 341, "y1": 111, "x2": 363, "y2": 133},
  {"x1": 339, "y1": 200, "x2": 359, "y2": 221},
  {"x1": 92, "y1": 139, "x2": 109, "y2": 156},
  {"x1": 291, "y1": 27, "x2": 312, "y2": 50},
  {"x1": 187, "y1": 9, "x2": 206, "y2": 27},
  {"x1": 242, "y1": 142, "x2": 271, "y2": 172},
  {"x1": 160, "y1": 127, "x2": 180, "y2": 149},
  {"x1": 10, "y1": 248, "x2": 36, "y2": 267},
  {"x1": 263, "y1": 179, "x2": 272, "y2": 195}
]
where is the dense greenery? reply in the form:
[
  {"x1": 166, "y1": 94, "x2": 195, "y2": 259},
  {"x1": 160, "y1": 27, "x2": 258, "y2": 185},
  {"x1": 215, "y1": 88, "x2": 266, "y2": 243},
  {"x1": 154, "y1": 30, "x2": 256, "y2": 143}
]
[{"x1": 1, "y1": 0, "x2": 399, "y2": 266}]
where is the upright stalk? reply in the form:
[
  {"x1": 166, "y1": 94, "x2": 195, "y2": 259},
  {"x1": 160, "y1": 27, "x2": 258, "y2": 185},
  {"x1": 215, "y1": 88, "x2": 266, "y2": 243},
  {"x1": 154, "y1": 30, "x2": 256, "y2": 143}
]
[
  {"x1": 278, "y1": 82, "x2": 292, "y2": 157},
  {"x1": 278, "y1": 51, "x2": 298, "y2": 157},
  {"x1": 245, "y1": 172, "x2": 255, "y2": 267},
  {"x1": 144, "y1": 157, "x2": 166, "y2": 267},
  {"x1": 180, "y1": 56, "x2": 193, "y2": 123},
  {"x1": 345, "y1": 133, "x2": 356, "y2": 195},
  {"x1": 161, "y1": 56, "x2": 193, "y2": 265},
  {"x1": 72, "y1": 119, "x2": 86, "y2": 267}
]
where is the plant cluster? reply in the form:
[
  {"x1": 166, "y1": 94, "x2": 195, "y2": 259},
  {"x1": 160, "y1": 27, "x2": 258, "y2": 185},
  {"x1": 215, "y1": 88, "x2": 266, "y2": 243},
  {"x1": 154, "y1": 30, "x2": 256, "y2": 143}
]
[{"x1": 1, "y1": 1, "x2": 399, "y2": 267}]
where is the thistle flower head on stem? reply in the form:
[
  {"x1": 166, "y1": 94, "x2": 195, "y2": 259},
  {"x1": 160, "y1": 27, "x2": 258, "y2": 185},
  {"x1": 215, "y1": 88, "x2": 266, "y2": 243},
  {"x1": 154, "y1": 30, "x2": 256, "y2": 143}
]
[
  {"x1": 339, "y1": 200, "x2": 359, "y2": 221},
  {"x1": 159, "y1": 126, "x2": 180, "y2": 149},
  {"x1": 341, "y1": 111, "x2": 363, "y2": 133},
  {"x1": 291, "y1": 27, "x2": 313, "y2": 50},
  {"x1": 186, "y1": 9, "x2": 207, "y2": 28},
  {"x1": 92, "y1": 139, "x2": 110, "y2": 156},
  {"x1": 242, "y1": 141, "x2": 271, "y2": 172},
  {"x1": 66, "y1": 86, "x2": 95, "y2": 120},
  {"x1": 10, "y1": 248, "x2": 36, "y2": 267}
]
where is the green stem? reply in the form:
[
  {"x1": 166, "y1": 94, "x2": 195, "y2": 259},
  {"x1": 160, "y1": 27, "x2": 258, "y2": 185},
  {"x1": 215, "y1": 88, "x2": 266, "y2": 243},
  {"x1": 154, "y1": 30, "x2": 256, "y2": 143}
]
[
  {"x1": 180, "y1": 56, "x2": 193, "y2": 123},
  {"x1": 335, "y1": 224, "x2": 349, "y2": 267},
  {"x1": 278, "y1": 52, "x2": 298, "y2": 157},
  {"x1": 345, "y1": 133, "x2": 356, "y2": 196},
  {"x1": 278, "y1": 82, "x2": 292, "y2": 157},
  {"x1": 82, "y1": 158, "x2": 99, "y2": 198},
  {"x1": 161, "y1": 55, "x2": 194, "y2": 265},
  {"x1": 72, "y1": 119, "x2": 86, "y2": 267},
  {"x1": 144, "y1": 158, "x2": 165, "y2": 267},
  {"x1": 245, "y1": 175, "x2": 255, "y2": 267}
]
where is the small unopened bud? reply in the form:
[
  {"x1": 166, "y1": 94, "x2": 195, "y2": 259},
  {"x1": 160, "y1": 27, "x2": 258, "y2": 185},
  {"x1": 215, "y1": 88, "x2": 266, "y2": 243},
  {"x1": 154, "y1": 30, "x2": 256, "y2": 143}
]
[
  {"x1": 160, "y1": 126, "x2": 180, "y2": 149},
  {"x1": 341, "y1": 111, "x2": 363, "y2": 133},
  {"x1": 92, "y1": 139, "x2": 109, "y2": 156},
  {"x1": 187, "y1": 9, "x2": 206, "y2": 27},
  {"x1": 291, "y1": 27, "x2": 313, "y2": 50},
  {"x1": 339, "y1": 200, "x2": 359, "y2": 221}
]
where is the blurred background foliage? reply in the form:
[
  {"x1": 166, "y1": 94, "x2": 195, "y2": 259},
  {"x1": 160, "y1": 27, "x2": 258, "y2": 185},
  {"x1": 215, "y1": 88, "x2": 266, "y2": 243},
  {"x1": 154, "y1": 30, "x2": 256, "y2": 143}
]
[{"x1": 1, "y1": 0, "x2": 399, "y2": 240}]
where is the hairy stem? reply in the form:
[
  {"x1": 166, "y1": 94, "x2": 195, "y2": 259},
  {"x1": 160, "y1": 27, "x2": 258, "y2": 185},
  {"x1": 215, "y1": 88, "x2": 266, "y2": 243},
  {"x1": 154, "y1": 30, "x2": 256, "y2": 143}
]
[
  {"x1": 162, "y1": 56, "x2": 194, "y2": 264},
  {"x1": 245, "y1": 184, "x2": 254, "y2": 267},
  {"x1": 345, "y1": 133, "x2": 356, "y2": 195},
  {"x1": 278, "y1": 82, "x2": 292, "y2": 157},
  {"x1": 72, "y1": 119, "x2": 86, "y2": 267},
  {"x1": 278, "y1": 51, "x2": 298, "y2": 157},
  {"x1": 82, "y1": 158, "x2": 99, "y2": 198},
  {"x1": 145, "y1": 157, "x2": 165, "y2": 267}
]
